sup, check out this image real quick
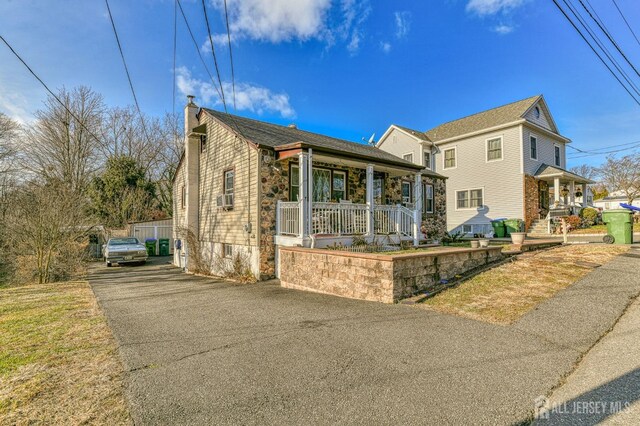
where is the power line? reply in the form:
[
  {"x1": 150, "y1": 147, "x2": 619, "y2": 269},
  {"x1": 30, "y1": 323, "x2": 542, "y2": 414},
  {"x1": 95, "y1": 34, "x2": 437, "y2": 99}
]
[
  {"x1": 175, "y1": 0, "x2": 223, "y2": 102},
  {"x1": 0, "y1": 35, "x2": 105, "y2": 146},
  {"x1": 578, "y1": 0, "x2": 640, "y2": 79},
  {"x1": 611, "y1": 0, "x2": 640, "y2": 49},
  {"x1": 563, "y1": 0, "x2": 640, "y2": 98},
  {"x1": 201, "y1": 0, "x2": 228, "y2": 112},
  {"x1": 104, "y1": 0, "x2": 155, "y2": 148},
  {"x1": 551, "y1": 0, "x2": 640, "y2": 106},
  {"x1": 222, "y1": 0, "x2": 236, "y2": 110},
  {"x1": 568, "y1": 140, "x2": 640, "y2": 158},
  {"x1": 173, "y1": 0, "x2": 178, "y2": 116}
]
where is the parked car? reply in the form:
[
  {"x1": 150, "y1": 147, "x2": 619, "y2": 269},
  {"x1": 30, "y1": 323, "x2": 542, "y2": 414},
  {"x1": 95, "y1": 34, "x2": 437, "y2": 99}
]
[{"x1": 103, "y1": 237, "x2": 148, "y2": 267}]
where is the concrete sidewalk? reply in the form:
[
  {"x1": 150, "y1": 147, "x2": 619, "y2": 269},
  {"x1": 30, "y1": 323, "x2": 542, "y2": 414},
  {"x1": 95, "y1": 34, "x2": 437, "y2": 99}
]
[{"x1": 534, "y1": 297, "x2": 640, "y2": 424}]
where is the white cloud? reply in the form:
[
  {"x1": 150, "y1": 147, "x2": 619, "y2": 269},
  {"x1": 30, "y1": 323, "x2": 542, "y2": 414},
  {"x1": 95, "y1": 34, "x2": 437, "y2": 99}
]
[
  {"x1": 175, "y1": 66, "x2": 295, "y2": 118},
  {"x1": 466, "y1": 0, "x2": 527, "y2": 16},
  {"x1": 492, "y1": 24, "x2": 514, "y2": 34},
  {"x1": 379, "y1": 41, "x2": 391, "y2": 53},
  {"x1": 394, "y1": 11, "x2": 411, "y2": 39},
  {"x1": 0, "y1": 90, "x2": 34, "y2": 124},
  {"x1": 205, "y1": 0, "x2": 371, "y2": 54}
]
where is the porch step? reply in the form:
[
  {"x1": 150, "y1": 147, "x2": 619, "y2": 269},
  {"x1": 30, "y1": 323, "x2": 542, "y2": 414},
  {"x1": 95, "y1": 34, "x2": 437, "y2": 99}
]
[{"x1": 527, "y1": 219, "x2": 550, "y2": 235}]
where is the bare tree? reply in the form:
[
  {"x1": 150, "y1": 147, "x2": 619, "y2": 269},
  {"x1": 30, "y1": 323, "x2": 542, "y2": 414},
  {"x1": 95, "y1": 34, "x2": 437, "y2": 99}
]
[
  {"x1": 23, "y1": 86, "x2": 105, "y2": 194},
  {"x1": 569, "y1": 164, "x2": 599, "y2": 181},
  {"x1": 0, "y1": 112, "x2": 19, "y2": 176},
  {"x1": 599, "y1": 154, "x2": 640, "y2": 204}
]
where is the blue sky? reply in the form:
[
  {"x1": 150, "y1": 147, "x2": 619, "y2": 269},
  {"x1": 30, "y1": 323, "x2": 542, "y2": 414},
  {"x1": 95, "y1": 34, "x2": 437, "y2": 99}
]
[{"x1": 1, "y1": 0, "x2": 640, "y2": 168}]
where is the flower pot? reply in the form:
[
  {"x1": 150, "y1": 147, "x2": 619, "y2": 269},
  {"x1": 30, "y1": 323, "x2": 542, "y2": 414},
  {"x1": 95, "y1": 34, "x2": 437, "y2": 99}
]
[
  {"x1": 478, "y1": 238, "x2": 489, "y2": 248},
  {"x1": 470, "y1": 240, "x2": 480, "y2": 248},
  {"x1": 510, "y1": 232, "x2": 526, "y2": 245}
]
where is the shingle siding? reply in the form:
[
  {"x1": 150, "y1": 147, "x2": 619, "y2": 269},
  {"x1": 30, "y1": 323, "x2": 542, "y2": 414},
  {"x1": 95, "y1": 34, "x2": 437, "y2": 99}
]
[{"x1": 434, "y1": 126, "x2": 524, "y2": 232}]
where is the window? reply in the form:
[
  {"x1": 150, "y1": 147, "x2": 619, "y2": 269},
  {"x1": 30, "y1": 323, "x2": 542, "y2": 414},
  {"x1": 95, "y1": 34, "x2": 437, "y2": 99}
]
[
  {"x1": 555, "y1": 145, "x2": 561, "y2": 166},
  {"x1": 456, "y1": 188, "x2": 483, "y2": 210},
  {"x1": 535, "y1": 106, "x2": 541, "y2": 119},
  {"x1": 486, "y1": 137, "x2": 502, "y2": 161},
  {"x1": 462, "y1": 224, "x2": 472, "y2": 234},
  {"x1": 200, "y1": 135, "x2": 207, "y2": 153},
  {"x1": 181, "y1": 185, "x2": 186, "y2": 209},
  {"x1": 423, "y1": 151, "x2": 432, "y2": 169},
  {"x1": 403, "y1": 153, "x2": 414, "y2": 163},
  {"x1": 223, "y1": 169, "x2": 235, "y2": 207},
  {"x1": 373, "y1": 177, "x2": 384, "y2": 204},
  {"x1": 423, "y1": 183, "x2": 434, "y2": 214},
  {"x1": 332, "y1": 170, "x2": 346, "y2": 201},
  {"x1": 401, "y1": 181, "x2": 412, "y2": 204},
  {"x1": 290, "y1": 165, "x2": 348, "y2": 202},
  {"x1": 222, "y1": 243, "x2": 232, "y2": 258},
  {"x1": 443, "y1": 148, "x2": 456, "y2": 169},
  {"x1": 530, "y1": 135, "x2": 538, "y2": 160},
  {"x1": 289, "y1": 164, "x2": 300, "y2": 201}
]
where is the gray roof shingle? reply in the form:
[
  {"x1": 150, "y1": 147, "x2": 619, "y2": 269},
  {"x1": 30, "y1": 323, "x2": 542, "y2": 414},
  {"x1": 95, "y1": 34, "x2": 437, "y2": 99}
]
[
  {"x1": 423, "y1": 95, "x2": 542, "y2": 142},
  {"x1": 202, "y1": 108, "x2": 445, "y2": 177}
]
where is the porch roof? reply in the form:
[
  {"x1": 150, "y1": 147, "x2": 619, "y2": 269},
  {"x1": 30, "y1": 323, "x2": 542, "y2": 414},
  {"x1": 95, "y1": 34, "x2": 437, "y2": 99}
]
[
  {"x1": 534, "y1": 163, "x2": 595, "y2": 184},
  {"x1": 202, "y1": 108, "x2": 444, "y2": 177}
]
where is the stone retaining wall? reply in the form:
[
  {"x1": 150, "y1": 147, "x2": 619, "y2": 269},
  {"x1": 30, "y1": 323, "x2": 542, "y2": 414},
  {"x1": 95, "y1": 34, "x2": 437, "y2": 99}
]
[{"x1": 279, "y1": 246, "x2": 503, "y2": 303}]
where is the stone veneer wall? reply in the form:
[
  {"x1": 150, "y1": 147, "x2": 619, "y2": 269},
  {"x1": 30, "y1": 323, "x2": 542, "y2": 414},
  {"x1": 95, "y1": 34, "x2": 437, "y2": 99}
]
[
  {"x1": 523, "y1": 174, "x2": 540, "y2": 231},
  {"x1": 258, "y1": 150, "x2": 448, "y2": 279},
  {"x1": 279, "y1": 246, "x2": 503, "y2": 303}
]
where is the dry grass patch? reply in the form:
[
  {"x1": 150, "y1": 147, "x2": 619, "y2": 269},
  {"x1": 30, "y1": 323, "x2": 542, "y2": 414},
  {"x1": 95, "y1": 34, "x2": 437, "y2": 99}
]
[
  {"x1": 0, "y1": 281, "x2": 131, "y2": 425},
  {"x1": 420, "y1": 244, "x2": 628, "y2": 325}
]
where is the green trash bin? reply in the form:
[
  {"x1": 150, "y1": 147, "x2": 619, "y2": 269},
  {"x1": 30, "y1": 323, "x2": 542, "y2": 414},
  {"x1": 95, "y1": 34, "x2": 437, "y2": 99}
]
[
  {"x1": 145, "y1": 239, "x2": 157, "y2": 256},
  {"x1": 504, "y1": 219, "x2": 523, "y2": 236},
  {"x1": 490, "y1": 219, "x2": 506, "y2": 238},
  {"x1": 602, "y1": 209, "x2": 633, "y2": 244},
  {"x1": 159, "y1": 238, "x2": 170, "y2": 256}
]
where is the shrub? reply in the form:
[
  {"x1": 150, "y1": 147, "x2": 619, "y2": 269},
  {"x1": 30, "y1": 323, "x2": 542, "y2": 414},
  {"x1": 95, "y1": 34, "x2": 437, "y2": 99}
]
[
  {"x1": 579, "y1": 207, "x2": 599, "y2": 226},
  {"x1": 566, "y1": 215, "x2": 582, "y2": 230}
]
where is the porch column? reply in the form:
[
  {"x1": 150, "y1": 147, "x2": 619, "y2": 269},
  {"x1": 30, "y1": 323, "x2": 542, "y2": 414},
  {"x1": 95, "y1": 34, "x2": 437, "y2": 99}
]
[
  {"x1": 554, "y1": 177, "x2": 561, "y2": 205},
  {"x1": 582, "y1": 183, "x2": 588, "y2": 207},
  {"x1": 413, "y1": 172, "x2": 422, "y2": 246},
  {"x1": 569, "y1": 181, "x2": 576, "y2": 207},
  {"x1": 297, "y1": 151, "x2": 309, "y2": 239},
  {"x1": 307, "y1": 148, "x2": 314, "y2": 237},
  {"x1": 365, "y1": 164, "x2": 374, "y2": 237}
]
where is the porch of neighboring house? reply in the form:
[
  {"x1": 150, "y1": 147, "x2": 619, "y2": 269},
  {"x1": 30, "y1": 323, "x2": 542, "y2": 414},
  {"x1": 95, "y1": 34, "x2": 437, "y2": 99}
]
[
  {"x1": 273, "y1": 147, "x2": 431, "y2": 249},
  {"x1": 527, "y1": 164, "x2": 594, "y2": 234}
]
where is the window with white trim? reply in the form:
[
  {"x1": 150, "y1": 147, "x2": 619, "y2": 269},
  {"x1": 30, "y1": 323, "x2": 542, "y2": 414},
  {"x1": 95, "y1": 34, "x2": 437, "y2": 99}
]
[
  {"x1": 181, "y1": 185, "x2": 186, "y2": 209},
  {"x1": 403, "y1": 153, "x2": 414, "y2": 163},
  {"x1": 555, "y1": 145, "x2": 561, "y2": 166},
  {"x1": 456, "y1": 188, "x2": 483, "y2": 209},
  {"x1": 401, "y1": 181, "x2": 412, "y2": 204},
  {"x1": 423, "y1": 151, "x2": 431, "y2": 169},
  {"x1": 224, "y1": 169, "x2": 235, "y2": 207},
  {"x1": 423, "y1": 183, "x2": 434, "y2": 214},
  {"x1": 289, "y1": 164, "x2": 300, "y2": 201},
  {"x1": 222, "y1": 243, "x2": 232, "y2": 258},
  {"x1": 486, "y1": 137, "x2": 502, "y2": 161},
  {"x1": 530, "y1": 135, "x2": 537, "y2": 160},
  {"x1": 200, "y1": 135, "x2": 207, "y2": 153},
  {"x1": 444, "y1": 148, "x2": 456, "y2": 169}
]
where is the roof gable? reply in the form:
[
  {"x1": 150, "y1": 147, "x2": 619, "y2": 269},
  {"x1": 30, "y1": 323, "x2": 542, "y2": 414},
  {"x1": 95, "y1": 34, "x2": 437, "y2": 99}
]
[
  {"x1": 423, "y1": 95, "x2": 542, "y2": 142},
  {"x1": 522, "y1": 96, "x2": 558, "y2": 133}
]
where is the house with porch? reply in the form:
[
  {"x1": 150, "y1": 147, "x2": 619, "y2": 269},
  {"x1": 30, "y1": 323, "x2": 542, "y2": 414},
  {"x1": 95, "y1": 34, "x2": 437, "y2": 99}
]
[
  {"x1": 173, "y1": 97, "x2": 447, "y2": 280},
  {"x1": 376, "y1": 95, "x2": 594, "y2": 235}
]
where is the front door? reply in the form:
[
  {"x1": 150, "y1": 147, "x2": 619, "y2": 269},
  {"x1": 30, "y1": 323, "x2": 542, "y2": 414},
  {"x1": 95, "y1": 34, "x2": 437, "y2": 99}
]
[{"x1": 539, "y1": 181, "x2": 549, "y2": 218}]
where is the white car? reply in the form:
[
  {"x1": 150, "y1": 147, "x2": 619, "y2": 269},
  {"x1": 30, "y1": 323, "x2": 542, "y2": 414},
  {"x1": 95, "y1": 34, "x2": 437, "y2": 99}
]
[{"x1": 103, "y1": 237, "x2": 148, "y2": 267}]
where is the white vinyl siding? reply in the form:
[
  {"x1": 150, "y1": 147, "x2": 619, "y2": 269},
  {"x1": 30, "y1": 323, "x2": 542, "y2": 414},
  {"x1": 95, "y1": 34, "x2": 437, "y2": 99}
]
[
  {"x1": 524, "y1": 102, "x2": 554, "y2": 131},
  {"x1": 435, "y1": 126, "x2": 523, "y2": 232},
  {"x1": 377, "y1": 127, "x2": 426, "y2": 165},
  {"x1": 486, "y1": 137, "x2": 503, "y2": 162},
  {"x1": 443, "y1": 147, "x2": 457, "y2": 169}
]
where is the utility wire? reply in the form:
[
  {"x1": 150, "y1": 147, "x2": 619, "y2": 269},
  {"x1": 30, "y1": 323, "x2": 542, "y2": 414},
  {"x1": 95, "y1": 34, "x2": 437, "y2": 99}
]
[
  {"x1": 578, "y1": 0, "x2": 640, "y2": 79},
  {"x1": 104, "y1": 0, "x2": 155, "y2": 148},
  {"x1": 0, "y1": 35, "x2": 104, "y2": 146},
  {"x1": 551, "y1": 0, "x2": 640, "y2": 106},
  {"x1": 568, "y1": 140, "x2": 640, "y2": 158},
  {"x1": 611, "y1": 0, "x2": 640, "y2": 49},
  {"x1": 173, "y1": 0, "x2": 178, "y2": 116},
  {"x1": 563, "y1": 0, "x2": 640, "y2": 97},
  {"x1": 201, "y1": 0, "x2": 228, "y2": 112},
  {"x1": 222, "y1": 0, "x2": 236, "y2": 110}
]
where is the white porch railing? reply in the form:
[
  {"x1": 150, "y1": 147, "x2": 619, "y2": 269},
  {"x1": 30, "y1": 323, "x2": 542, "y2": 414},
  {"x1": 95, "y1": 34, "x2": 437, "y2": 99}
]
[
  {"x1": 276, "y1": 201, "x2": 301, "y2": 236},
  {"x1": 276, "y1": 200, "x2": 418, "y2": 239}
]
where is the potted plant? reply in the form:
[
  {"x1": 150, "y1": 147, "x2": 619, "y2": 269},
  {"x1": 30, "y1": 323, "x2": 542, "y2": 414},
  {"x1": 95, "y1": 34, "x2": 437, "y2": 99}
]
[
  {"x1": 470, "y1": 240, "x2": 480, "y2": 248},
  {"x1": 509, "y1": 219, "x2": 526, "y2": 245},
  {"x1": 478, "y1": 238, "x2": 489, "y2": 248}
]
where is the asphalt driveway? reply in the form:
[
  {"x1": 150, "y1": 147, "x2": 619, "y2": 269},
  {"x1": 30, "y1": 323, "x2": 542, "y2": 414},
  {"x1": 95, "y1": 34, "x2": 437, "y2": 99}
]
[{"x1": 89, "y1": 252, "x2": 640, "y2": 425}]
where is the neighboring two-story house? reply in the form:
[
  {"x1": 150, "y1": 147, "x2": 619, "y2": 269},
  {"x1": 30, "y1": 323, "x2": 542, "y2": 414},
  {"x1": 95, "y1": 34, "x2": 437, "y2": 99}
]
[
  {"x1": 377, "y1": 95, "x2": 593, "y2": 235},
  {"x1": 173, "y1": 97, "x2": 447, "y2": 280}
]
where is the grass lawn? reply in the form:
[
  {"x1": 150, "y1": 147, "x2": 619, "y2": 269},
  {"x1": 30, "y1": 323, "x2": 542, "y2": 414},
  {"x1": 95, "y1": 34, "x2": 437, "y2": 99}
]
[
  {"x1": 419, "y1": 244, "x2": 628, "y2": 325},
  {"x1": 0, "y1": 281, "x2": 130, "y2": 424},
  {"x1": 570, "y1": 223, "x2": 640, "y2": 234}
]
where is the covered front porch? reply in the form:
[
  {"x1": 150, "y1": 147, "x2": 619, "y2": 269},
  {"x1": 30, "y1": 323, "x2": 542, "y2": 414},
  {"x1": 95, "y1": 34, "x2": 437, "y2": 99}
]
[
  {"x1": 530, "y1": 164, "x2": 595, "y2": 233},
  {"x1": 273, "y1": 145, "x2": 428, "y2": 248}
]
